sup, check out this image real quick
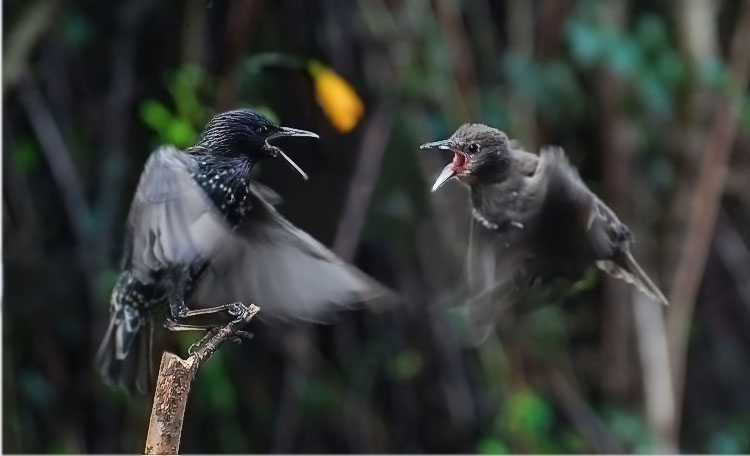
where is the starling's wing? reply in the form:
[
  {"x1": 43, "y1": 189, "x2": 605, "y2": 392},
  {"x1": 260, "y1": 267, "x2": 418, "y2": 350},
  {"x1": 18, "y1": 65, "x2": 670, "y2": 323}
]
[
  {"x1": 249, "y1": 181, "x2": 283, "y2": 206},
  {"x1": 125, "y1": 145, "x2": 229, "y2": 277},
  {"x1": 190, "y1": 185, "x2": 388, "y2": 322}
]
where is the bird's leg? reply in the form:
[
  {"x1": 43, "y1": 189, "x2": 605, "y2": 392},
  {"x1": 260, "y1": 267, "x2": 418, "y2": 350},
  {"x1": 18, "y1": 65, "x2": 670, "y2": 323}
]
[
  {"x1": 164, "y1": 316, "x2": 254, "y2": 354},
  {"x1": 170, "y1": 302, "x2": 250, "y2": 319},
  {"x1": 163, "y1": 319, "x2": 216, "y2": 332},
  {"x1": 166, "y1": 268, "x2": 248, "y2": 320}
]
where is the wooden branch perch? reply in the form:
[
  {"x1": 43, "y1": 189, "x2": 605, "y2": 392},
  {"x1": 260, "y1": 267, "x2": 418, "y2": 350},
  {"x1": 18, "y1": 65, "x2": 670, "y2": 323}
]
[{"x1": 144, "y1": 303, "x2": 260, "y2": 455}]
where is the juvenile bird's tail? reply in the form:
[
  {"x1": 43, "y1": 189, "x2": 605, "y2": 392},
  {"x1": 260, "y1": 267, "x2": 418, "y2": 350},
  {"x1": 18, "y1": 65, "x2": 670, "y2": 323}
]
[
  {"x1": 597, "y1": 252, "x2": 669, "y2": 306},
  {"x1": 94, "y1": 304, "x2": 154, "y2": 394}
]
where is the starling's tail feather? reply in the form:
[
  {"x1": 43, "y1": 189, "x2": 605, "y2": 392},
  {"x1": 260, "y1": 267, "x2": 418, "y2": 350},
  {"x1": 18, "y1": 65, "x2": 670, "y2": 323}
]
[
  {"x1": 95, "y1": 309, "x2": 153, "y2": 394},
  {"x1": 597, "y1": 253, "x2": 669, "y2": 306}
]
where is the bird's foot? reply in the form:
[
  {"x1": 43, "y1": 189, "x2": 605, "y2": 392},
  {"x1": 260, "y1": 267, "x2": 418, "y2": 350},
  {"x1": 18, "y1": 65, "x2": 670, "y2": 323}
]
[{"x1": 229, "y1": 330, "x2": 254, "y2": 345}]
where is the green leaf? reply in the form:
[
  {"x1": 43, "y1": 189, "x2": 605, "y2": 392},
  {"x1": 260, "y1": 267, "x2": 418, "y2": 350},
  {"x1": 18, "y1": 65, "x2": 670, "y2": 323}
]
[
  {"x1": 607, "y1": 37, "x2": 641, "y2": 78},
  {"x1": 389, "y1": 349, "x2": 423, "y2": 380},
  {"x1": 303, "y1": 379, "x2": 343, "y2": 413},
  {"x1": 13, "y1": 137, "x2": 40, "y2": 173},
  {"x1": 170, "y1": 65, "x2": 209, "y2": 125},
  {"x1": 139, "y1": 100, "x2": 173, "y2": 132},
  {"x1": 199, "y1": 351, "x2": 237, "y2": 413},
  {"x1": 478, "y1": 437, "x2": 509, "y2": 454},
  {"x1": 566, "y1": 20, "x2": 604, "y2": 66},
  {"x1": 165, "y1": 119, "x2": 198, "y2": 148},
  {"x1": 635, "y1": 14, "x2": 669, "y2": 52},
  {"x1": 504, "y1": 390, "x2": 553, "y2": 437},
  {"x1": 64, "y1": 11, "x2": 94, "y2": 48}
]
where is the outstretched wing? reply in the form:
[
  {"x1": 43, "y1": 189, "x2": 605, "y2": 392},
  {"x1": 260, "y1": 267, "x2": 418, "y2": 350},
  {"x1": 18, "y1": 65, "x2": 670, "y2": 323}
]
[
  {"x1": 190, "y1": 185, "x2": 388, "y2": 322},
  {"x1": 533, "y1": 147, "x2": 668, "y2": 305},
  {"x1": 124, "y1": 145, "x2": 230, "y2": 278}
]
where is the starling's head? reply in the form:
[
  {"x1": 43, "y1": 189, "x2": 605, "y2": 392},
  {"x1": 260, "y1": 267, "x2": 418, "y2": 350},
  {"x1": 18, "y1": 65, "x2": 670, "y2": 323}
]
[
  {"x1": 197, "y1": 109, "x2": 318, "y2": 180},
  {"x1": 420, "y1": 123, "x2": 511, "y2": 191}
]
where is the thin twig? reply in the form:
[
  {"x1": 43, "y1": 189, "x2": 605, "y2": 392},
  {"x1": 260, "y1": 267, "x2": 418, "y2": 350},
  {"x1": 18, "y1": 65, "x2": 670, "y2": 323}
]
[
  {"x1": 332, "y1": 107, "x2": 393, "y2": 261},
  {"x1": 2, "y1": 0, "x2": 59, "y2": 93},
  {"x1": 17, "y1": 77, "x2": 92, "y2": 245},
  {"x1": 144, "y1": 303, "x2": 260, "y2": 455}
]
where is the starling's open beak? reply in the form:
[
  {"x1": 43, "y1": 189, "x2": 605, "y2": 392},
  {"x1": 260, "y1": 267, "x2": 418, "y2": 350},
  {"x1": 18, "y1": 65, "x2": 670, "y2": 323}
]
[
  {"x1": 419, "y1": 139, "x2": 455, "y2": 152},
  {"x1": 431, "y1": 164, "x2": 457, "y2": 192},
  {"x1": 265, "y1": 127, "x2": 319, "y2": 180},
  {"x1": 420, "y1": 139, "x2": 460, "y2": 192}
]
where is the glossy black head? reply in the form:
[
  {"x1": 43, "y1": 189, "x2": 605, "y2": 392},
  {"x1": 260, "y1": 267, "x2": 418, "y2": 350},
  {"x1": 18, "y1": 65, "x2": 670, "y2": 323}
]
[
  {"x1": 197, "y1": 109, "x2": 318, "y2": 179},
  {"x1": 420, "y1": 123, "x2": 511, "y2": 191}
]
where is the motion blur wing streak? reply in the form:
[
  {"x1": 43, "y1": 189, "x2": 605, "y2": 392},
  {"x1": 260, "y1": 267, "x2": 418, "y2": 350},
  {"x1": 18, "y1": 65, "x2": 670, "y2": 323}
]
[
  {"x1": 190, "y1": 183, "x2": 387, "y2": 322},
  {"x1": 126, "y1": 145, "x2": 228, "y2": 278},
  {"x1": 125, "y1": 145, "x2": 386, "y2": 323}
]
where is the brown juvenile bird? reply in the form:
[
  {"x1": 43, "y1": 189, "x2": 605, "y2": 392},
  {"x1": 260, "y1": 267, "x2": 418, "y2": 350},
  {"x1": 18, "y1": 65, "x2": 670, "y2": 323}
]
[{"x1": 421, "y1": 123, "x2": 667, "y2": 333}]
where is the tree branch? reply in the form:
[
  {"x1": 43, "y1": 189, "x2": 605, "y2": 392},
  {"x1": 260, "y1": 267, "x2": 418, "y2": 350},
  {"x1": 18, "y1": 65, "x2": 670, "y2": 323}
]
[
  {"x1": 332, "y1": 107, "x2": 393, "y2": 261},
  {"x1": 144, "y1": 303, "x2": 260, "y2": 455}
]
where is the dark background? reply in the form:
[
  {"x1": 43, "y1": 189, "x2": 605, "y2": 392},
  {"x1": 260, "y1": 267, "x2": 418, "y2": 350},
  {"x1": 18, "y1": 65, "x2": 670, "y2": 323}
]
[{"x1": 3, "y1": 0, "x2": 750, "y2": 453}]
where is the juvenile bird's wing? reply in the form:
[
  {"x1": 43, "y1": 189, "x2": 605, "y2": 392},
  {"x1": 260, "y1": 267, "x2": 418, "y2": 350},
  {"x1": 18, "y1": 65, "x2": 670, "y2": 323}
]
[
  {"x1": 463, "y1": 222, "x2": 535, "y2": 343},
  {"x1": 125, "y1": 146, "x2": 229, "y2": 278},
  {"x1": 532, "y1": 147, "x2": 668, "y2": 305},
  {"x1": 190, "y1": 185, "x2": 388, "y2": 322}
]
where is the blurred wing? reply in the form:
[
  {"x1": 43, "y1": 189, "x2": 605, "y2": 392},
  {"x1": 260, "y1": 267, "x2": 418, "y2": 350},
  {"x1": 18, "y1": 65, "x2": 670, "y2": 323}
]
[
  {"x1": 190, "y1": 185, "x2": 387, "y2": 322},
  {"x1": 532, "y1": 147, "x2": 668, "y2": 304},
  {"x1": 463, "y1": 220, "x2": 536, "y2": 343},
  {"x1": 125, "y1": 145, "x2": 229, "y2": 277}
]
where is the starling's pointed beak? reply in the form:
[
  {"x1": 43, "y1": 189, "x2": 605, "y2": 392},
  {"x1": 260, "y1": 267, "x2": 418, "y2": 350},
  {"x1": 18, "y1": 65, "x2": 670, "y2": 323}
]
[
  {"x1": 272, "y1": 127, "x2": 320, "y2": 140},
  {"x1": 266, "y1": 127, "x2": 319, "y2": 181},
  {"x1": 420, "y1": 139, "x2": 455, "y2": 151},
  {"x1": 422, "y1": 138, "x2": 459, "y2": 192},
  {"x1": 432, "y1": 163, "x2": 457, "y2": 192}
]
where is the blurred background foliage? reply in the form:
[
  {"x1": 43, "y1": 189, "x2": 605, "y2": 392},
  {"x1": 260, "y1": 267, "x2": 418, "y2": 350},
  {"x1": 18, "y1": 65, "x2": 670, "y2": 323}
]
[{"x1": 3, "y1": 0, "x2": 750, "y2": 453}]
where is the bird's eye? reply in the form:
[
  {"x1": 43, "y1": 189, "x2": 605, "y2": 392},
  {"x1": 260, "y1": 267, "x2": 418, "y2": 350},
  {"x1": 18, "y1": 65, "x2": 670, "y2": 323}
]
[
  {"x1": 468, "y1": 143, "x2": 480, "y2": 154},
  {"x1": 257, "y1": 125, "x2": 269, "y2": 136}
]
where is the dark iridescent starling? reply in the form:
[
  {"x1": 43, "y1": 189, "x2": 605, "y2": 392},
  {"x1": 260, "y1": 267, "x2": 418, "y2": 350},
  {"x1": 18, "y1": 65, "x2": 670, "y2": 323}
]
[
  {"x1": 421, "y1": 124, "x2": 667, "y2": 334},
  {"x1": 96, "y1": 109, "x2": 384, "y2": 392}
]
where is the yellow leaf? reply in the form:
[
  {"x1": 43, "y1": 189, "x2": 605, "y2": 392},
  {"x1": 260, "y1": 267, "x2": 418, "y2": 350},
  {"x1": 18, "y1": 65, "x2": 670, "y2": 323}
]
[{"x1": 309, "y1": 61, "x2": 364, "y2": 133}]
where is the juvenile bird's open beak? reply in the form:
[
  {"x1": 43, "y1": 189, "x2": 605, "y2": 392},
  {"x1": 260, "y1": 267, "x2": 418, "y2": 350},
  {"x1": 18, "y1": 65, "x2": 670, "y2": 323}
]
[
  {"x1": 266, "y1": 127, "x2": 320, "y2": 180},
  {"x1": 431, "y1": 164, "x2": 457, "y2": 192},
  {"x1": 420, "y1": 139, "x2": 459, "y2": 192},
  {"x1": 419, "y1": 139, "x2": 455, "y2": 152}
]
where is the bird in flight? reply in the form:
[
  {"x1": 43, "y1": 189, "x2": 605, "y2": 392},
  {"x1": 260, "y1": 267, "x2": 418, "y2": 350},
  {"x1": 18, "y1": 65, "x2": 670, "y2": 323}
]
[
  {"x1": 422, "y1": 123, "x2": 667, "y2": 338},
  {"x1": 96, "y1": 109, "x2": 385, "y2": 392}
]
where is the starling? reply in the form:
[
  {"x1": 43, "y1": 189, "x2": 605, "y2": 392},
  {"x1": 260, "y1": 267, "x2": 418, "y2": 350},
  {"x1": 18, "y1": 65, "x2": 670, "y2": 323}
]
[
  {"x1": 421, "y1": 123, "x2": 668, "y2": 334},
  {"x1": 96, "y1": 109, "x2": 384, "y2": 393}
]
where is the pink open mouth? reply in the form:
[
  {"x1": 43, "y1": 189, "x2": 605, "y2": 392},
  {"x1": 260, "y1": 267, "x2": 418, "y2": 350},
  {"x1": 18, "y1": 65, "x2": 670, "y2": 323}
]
[{"x1": 452, "y1": 152, "x2": 468, "y2": 173}]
